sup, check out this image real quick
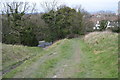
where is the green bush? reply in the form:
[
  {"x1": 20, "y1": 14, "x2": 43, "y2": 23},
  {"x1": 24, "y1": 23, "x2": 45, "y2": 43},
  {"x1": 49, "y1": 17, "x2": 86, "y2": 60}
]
[
  {"x1": 110, "y1": 26, "x2": 120, "y2": 33},
  {"x1": 3, "y1": 33, "x2": 20, "y2": 44},
  {"x1": 99, "y1": 20, "x2": 108, "y2": 31},
  {"x1": 20, "y1": 31, "x2": 38, "y2": 46},
  {"x1": 42, "y1": 6, "x2": 84, "y2": 42}
]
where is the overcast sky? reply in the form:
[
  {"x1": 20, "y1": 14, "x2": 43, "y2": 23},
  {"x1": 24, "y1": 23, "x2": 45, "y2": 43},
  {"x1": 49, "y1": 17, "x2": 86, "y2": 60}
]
[{"x1": 1, "y1": 0, "x2": 119, "y2": 13}]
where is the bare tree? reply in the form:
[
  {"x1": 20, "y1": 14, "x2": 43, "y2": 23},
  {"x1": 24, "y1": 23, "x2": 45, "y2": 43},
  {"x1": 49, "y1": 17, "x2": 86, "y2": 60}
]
[
  {"x1": 2, "y1": 2, "x2": 37, "y2": 14},
  {"x1": 40, "y1": 0, "x2": 59, "y2": 12}
]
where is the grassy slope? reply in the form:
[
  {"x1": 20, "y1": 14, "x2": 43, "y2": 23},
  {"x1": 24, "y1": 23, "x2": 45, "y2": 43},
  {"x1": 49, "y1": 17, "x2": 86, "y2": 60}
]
[
  {"x1": 3, "y1": 31, "x2": 118, "y2": 78},
  {"x1": 3, "y1": 39, "x2": 69, "y2": 78},
  {"x1": 74, "y1": 31, "x2": 118, "y2": 78},
  {"x1": 2, "y1": 44, "x2": 43, "y2": 71}
]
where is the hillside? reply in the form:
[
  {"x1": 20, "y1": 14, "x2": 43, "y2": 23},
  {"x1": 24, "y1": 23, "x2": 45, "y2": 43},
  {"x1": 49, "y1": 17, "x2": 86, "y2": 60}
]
[{"x1": 2, "y1": 31, "x2": 118, "y2": 78}]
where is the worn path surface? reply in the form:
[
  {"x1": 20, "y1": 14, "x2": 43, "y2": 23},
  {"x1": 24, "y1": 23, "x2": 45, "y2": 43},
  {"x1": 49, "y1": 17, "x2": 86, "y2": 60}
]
[{"x1": 46, "y1": 39, "x2": 81, "y2": 78}]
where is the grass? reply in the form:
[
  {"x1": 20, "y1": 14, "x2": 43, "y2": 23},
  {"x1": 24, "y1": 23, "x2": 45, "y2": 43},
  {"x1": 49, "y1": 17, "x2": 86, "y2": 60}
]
[
  {"x1": 3, "y1": 39, "x2": 74, "y2": 78},
  {"x1": 2, "y1": 44, "x2": 43, "y2": 74},
  {"x1": 31, "y1": 39, "x2": 74, "y2": 78},
  {"x1": 2, "y1": 31, "x2": 118, "y2": 78},
  {"x1": 74, "y1": 31, "x2": 118, "y2": 78}
]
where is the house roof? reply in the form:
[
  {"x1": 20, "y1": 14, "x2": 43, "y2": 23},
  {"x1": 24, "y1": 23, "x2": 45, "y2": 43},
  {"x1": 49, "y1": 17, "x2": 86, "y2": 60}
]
[{"x1": 89, "y1": 13, "x2": 118, "y2": 24}]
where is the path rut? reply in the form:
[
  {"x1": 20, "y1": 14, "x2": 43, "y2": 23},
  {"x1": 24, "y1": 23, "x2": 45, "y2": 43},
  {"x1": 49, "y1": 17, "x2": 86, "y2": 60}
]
[{"x1": 46, "y1": 39, "x2": 81, "y2": 78}]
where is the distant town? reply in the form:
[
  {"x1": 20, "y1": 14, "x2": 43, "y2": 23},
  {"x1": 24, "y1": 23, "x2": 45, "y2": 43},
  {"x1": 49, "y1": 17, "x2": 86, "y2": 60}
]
[{"x1": 89, "y1": 11, "x2": 118, "y2": 30}]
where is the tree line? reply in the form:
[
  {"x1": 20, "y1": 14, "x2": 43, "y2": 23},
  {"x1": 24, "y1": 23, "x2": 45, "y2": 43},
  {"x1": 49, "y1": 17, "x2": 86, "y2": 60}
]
[{"x1": 2, "y1": 2, "x2": 118, "y2": 46}]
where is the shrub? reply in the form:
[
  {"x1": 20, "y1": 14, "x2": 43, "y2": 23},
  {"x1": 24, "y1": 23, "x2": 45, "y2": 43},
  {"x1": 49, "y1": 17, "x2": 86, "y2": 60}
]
[{"x1": 66, "y1": 34, "x2": 79, "y2": 39}]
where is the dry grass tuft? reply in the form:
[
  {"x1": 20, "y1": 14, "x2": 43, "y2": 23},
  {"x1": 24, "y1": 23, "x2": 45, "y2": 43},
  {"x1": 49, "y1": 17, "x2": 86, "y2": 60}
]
[{"x1": 84, "y1": 31, "x2": 118, "y2": 44}]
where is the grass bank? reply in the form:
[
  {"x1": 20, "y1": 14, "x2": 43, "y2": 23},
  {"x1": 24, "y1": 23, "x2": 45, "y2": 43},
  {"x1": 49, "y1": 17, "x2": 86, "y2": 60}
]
[
  {"x1": 74, "y1": 31, "x2": 118, "y2": 78},
  {"x1": 2, "y1": 44, "x2": 43, "y2": 74}
]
